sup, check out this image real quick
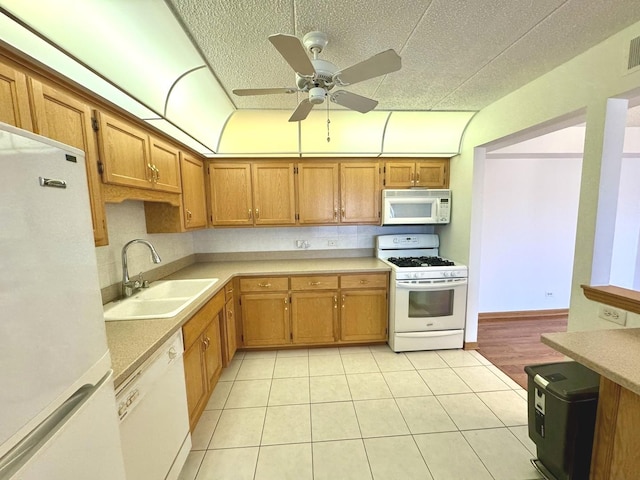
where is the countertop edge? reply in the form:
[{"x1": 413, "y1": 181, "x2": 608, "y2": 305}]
[{"x1": 541, "y1": 329, "x2": 640, "y2": 396}]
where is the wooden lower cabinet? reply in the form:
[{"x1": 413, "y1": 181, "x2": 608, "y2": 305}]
[
  {"x1": 238, "y1": 272, "x2": 388, "y2": 348},
  {"x1": 241, "y1": 292, "x2": 290, "y2": 346},
  {"x1": 340, "y1": 289, "x2": 388, "y2": 342},
  {"x1": 182, "y1": 291, "x2": 224, "y2": 431},
  {"x1": 291, "y1": 292, "x2": 338, "y2": 344}
]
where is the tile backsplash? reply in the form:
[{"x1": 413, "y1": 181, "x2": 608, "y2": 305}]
[{"x1": 95, "y1": 200, "x2": 432, "y2": 290}]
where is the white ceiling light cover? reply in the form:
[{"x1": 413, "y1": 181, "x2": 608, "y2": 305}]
[
  {"x1": 383, "y1": 111, "x2": 476, "y2": 156},
  {"x1": 1, "y1": 0, "x2": 204, "y2": 114},
  {"x1": 300, "y1": 110, "x2": 389, "y2": 156},
  {"x1": 218, "y1": 111, "x2": 299, "y2": 156},
  {"x1": 164, "y1": 67, "x2": 234, "y2": 151}
]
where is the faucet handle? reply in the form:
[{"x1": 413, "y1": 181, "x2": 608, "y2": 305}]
[{"x1": 142, "y1": 280, "x2": 150, "y2": 288}]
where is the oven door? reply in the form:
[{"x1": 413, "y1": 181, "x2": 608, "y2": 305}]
[{"x1": 393, "y1": 278, "x2": 467, "y2": 332}]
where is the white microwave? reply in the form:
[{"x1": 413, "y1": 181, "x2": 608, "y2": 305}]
[{"x1": 382, "y1": 189, "x2": 451, "y2": 225}]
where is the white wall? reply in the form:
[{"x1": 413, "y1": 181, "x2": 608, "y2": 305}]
[
  {"x1": 478, "y1": 156, "x2": 582, "y2": 312},
  {"x1": 95, "y1": 201, "x2": 195, "y2": 289},
  {"x1": 439, "y1": 19, "x2": 640, "y2": 340}
]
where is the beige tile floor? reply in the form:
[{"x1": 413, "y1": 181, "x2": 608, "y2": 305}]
[{"x1": 177, "y1": 345, "x2": 542, "y2": 480}]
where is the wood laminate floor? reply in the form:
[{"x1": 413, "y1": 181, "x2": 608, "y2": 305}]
[{"x1": 477, "y1": 316, "x2": 568, "y2": 389}]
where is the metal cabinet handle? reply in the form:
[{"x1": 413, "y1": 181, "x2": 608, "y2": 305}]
[
  {"x1": 147, "y1": 163, "x2": 154, "y2": 182},
  {"x1": 248, "y1": 209, "x2": 252, "y2": 220},
  {"x1": 410, "y1": 172, "x2": 415, "y2": 185},
  {"x1": 258, "y1": 282, "x2": 272, "y2": 288},
  {"x1": 309, "y1": 281, "x2": 321, "y2": 286},
  {"x1": 154, "y1": 165, "x2": 160, "y2": 181},
  {"x1": 341, "y1": 295, "x2": 345, "y2": 308},
  {"x1": 416, "y1": 171, "x2": 420, "y2": 184},
  {"x1": 334, "y1": 295, "x2": 337, "y2": 309},
  {"x1": 359, "y1": 279, "x2": 369, "y2": 285},
  {"x1": 341, "y1": 207, "x2": 345, "y2": 218},
  {"x1": 255, "y1": 208, "x2": 260, "y2": 219},
  {"x1": 186, "y1": 209, "x2": 192, "y2": 223},
  {"x1": 333, "y1": 208, "x2": 338, "y2": 220}
]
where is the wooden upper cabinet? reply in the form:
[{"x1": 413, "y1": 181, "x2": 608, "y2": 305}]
[
  {"x1": 340, "y1": 162, "x2": 381, "y2": 224},
  {"x1": 297, "y1": 163, "x2": 339, "y2": 224},
  {"x1": 95, "y1": 110, "x2": 153, "y2": 190},
  {"x1": 208, "y1": 163, "x2": 253, "y2": 226},
  {"x1": 251, "y1": 163, "x2": 296, "y2": 225},
  {"x1": 29, "y1": 80, "x2": 108, "y2": 246},
  {"x1": 0, "y1": 62, "x2": 33, "y2": 131},
  {"x1": 384, "y1": 159, "x2": 449, "y2": 188},
  {"x1": 148, "y1": 136, "x2": 181, "y2": 193},
  {"x1": 181, "y1": 154, "x2": 207, "y2": 229}
]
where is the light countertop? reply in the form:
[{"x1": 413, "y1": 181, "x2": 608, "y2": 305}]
[
  {"x1": 106, "y1": 257, "x2": 389, "y2": 387},
  {"x1": 541, "y1": 328, "x2": 640, "y2": 396}
]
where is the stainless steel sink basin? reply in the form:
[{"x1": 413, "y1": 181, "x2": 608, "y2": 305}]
[{"x1": 104, "y1": 278, "x2": 219, "y2": 320}]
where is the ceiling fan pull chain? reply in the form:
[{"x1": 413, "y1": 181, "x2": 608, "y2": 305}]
[{"x1": 326, "y1": 99, "x2": 331, "y2": 143}]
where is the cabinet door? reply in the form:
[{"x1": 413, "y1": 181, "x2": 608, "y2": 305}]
[
  {"x1": 0, "y1": 62, "x2": 32, "y2": 131},
  {"x1": 340, "y1": 290, "x2": 388, "y2": 342},
  {"x1": 384, "y1": 161, "x2": 415, "y2": 188},
  {"x1": 297, "y1": 163, "x2": 339, "y2": 224},
  {"x1": 29, "y1": 80, "x2": 108, "y2": 246},
  {"x1": 252, "y1": 163, "x2": 296, "y2": 225},
  {"x1": 181, "y1": 154, "x2": 207, "y2": 229},
  {"x1": 149, "y1": 136, "x2": 181, "y2": 193},
  {"x1": 340, "y1": 162, "x2": 380, "y2": 224},
  {"x1": 416, "y1": 159, "x2": 449, "y2": 188},
  {"x1": 291, "y1": 292, "x2": 337, "y2": 344},
  {"x1": 95, "y1": 110, "x2": 152, "y2": 189},
  {"x1": 183, "y1": 339, "x2": 206, "y2": 430},
  {"x1": 241, "y1": 293, "x2": 290, "y2": 346},
  {"x1": 208, "y1": 163, "x2": 253, "y2": 225},
  {"x1": 203, "y1": 315, "x2": 222, "y2": 389}
]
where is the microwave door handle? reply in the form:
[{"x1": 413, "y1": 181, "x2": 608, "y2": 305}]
[{"x1": 396, "y1": 278, "x2": 467, "y2": 290}]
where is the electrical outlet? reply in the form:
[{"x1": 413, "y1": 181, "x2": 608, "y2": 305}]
[
  {"x1": 327, "y1": 240, "x2": 337, "y2": 247},
  {"x1": 545, "y1": 291, "x2": 554, "y2": 297},
  {"x1": 598, "y1": 305, "x2": 627, "y2": 326}
]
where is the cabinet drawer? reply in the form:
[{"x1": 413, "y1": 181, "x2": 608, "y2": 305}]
[
  {"x1": 183, "y1": 290, "x2": 225, "y2": 348},
  {"x1": 239, "y1": 276, "x2": 289, "y2": 292},
  {"x1": 340, "y1": 273, "x2": 388, "y2": 289},
  {"x1": 291, "y1": 275, "x2": 338, "y2": 291}
]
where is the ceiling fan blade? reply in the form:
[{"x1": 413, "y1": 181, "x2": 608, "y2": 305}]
[
  {"x1": 288, "y1": 99, "x2": 314, "y2": 122},
  {"x1": 268, "y1": 34, "x2": 315, "y2": 76},
  {"x1": 330, "y1": 90, "x2": 378, "y2": 113},
  {"x1": 232, "y1": 88, "x2": 297, "y2": 96},
  {"x1": 334, "y1": 49, "x2": 402, "y2": 86}
]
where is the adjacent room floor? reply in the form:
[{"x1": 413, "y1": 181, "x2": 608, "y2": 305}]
[{"x1": 177, "y1": 345, "x2": 542, "y2": 480}]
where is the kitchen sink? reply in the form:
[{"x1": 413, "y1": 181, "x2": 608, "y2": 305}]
[{"x1": 104, "y1": 278, "x2": 219, "y2": 320}]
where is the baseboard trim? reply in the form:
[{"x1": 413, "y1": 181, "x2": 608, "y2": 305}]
[
  {"x1": 478, "y1": 308, "x2": 569, "y2": 322},
  {"x1": 463, "y1": 342, "x2": 479, "y2": 350}
]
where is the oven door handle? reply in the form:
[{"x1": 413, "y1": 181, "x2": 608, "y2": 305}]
[{"x1": 396, "y1": 278, "x2": 467, "y2": 290}]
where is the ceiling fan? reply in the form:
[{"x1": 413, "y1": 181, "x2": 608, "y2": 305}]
[{"x1": 232, "y1": 31, "x2": 402, "y2": 122}]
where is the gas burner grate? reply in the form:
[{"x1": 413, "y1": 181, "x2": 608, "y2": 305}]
[{"x1": 386, "y1": 256, "x2": 455, "y2": 267}]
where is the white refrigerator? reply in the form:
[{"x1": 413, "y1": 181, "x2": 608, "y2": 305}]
[{"x1": 0, "y1": 122, "x2": 126, "y2": 479}]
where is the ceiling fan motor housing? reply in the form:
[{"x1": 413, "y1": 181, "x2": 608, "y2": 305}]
[{"x1": 309, "y1": 87, "x2": 326, "y2": 104}]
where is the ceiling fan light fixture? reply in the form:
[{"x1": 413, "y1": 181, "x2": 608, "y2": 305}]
[{"x1": 309, "y1": 87, "x2": 326, "y2": 104}]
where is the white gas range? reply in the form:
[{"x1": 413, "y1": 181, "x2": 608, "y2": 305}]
[{"x1": 376, "y1": 234, "x2": 468, "y2": 352}]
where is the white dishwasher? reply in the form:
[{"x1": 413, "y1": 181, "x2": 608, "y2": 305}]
[{"x1": 115, "y1": 330, "x2": 191, "y2": 480}]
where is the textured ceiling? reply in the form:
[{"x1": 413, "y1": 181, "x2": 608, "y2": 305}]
[{"x1": 167, "y1": 0, "x2": 640, "y2": 113}]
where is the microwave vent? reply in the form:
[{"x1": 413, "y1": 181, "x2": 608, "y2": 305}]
[{"x1": 383, "y1": 189, "x2": 450, "y2": 199}]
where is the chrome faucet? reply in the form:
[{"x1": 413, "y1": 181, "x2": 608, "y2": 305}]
[{"x1": 121, "y1": 239, "x2": 162, "y2": 297}]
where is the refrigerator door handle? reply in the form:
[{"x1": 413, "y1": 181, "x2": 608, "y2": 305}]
[{"x1": 0, "y1": 373, "x2": 108, "y2": 478}]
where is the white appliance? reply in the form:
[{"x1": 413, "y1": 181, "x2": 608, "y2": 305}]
[
  {"x1": 0, "y1": 123, "x2": 126, "y2": 479},
  {"x1": 116, "y1": 330, "x2": 191, "y2": 480},
  {"x1": 381, "y1": 189, "x2": 451, "y2": 225},
  {"x1": 376, "y1": 234, "x2": 468, "y2": 352}
]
